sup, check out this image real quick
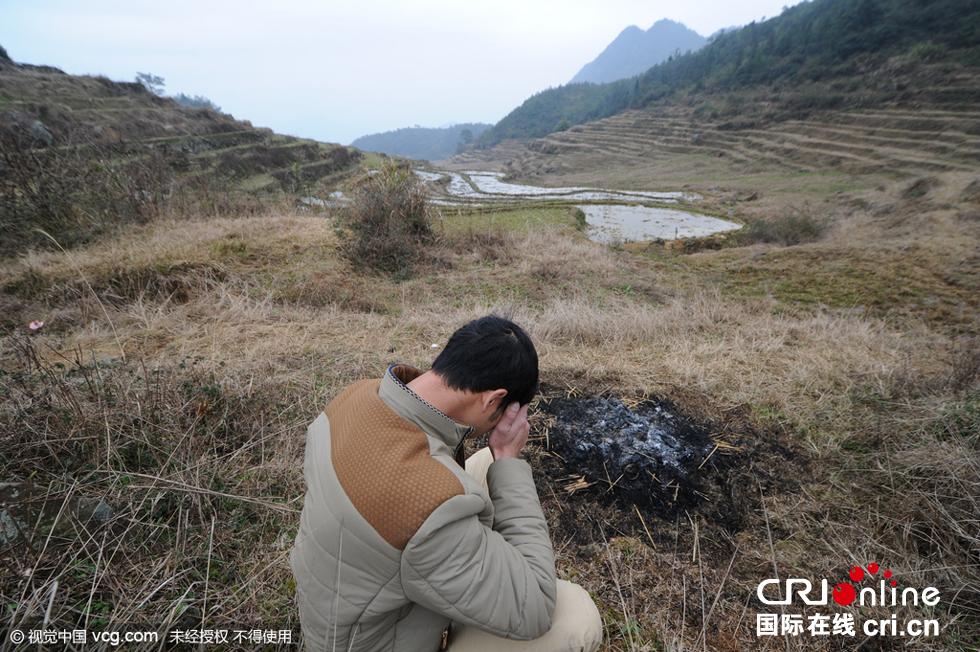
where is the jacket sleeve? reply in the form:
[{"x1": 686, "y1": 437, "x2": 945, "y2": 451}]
[{"x1": 400, "y1": 458, "x2": 558, "y2": 640}]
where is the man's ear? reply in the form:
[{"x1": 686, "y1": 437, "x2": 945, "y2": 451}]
[{"x1": 481, "y1": 388, "x2": 508, "y2": 413}]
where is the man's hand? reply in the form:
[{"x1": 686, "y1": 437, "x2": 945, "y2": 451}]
[{"x1": 488, "y1": 402, "x2": 530, "y2": 460}]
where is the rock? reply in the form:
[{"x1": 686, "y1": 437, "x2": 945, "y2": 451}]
[
  {"x1": 29, "y1": 120, "x2": 53, "y2": 147},
  {"x1": 73, "y1": 498, "x2": 114, "y2": 523},
  {"x1": 578, "y1": 543, "x2": 605, "y2": 559},
  {"x1": 0, "y1": 483, "x2": 113, "y2": 548}
]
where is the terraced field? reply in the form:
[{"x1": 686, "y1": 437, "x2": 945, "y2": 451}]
[
  {"x1": 3, "y1": 52, "x2": 979, "y2": 652},
  {"x1": 440, "y1": 85, "x2": 980, "y2": 652},
  {"x1": 445, "y1": 69, "x2": 980, "y2": 335},
  {"x1": 0, "y1": 63, "x2": 360, "y2": 196},
  {"x1": 452, "y1": 104, "x2": 980, "y2": 182}
]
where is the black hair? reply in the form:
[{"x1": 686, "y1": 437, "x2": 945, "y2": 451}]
[{"x1": 431, "y1": 315, "x2": 538, "y2": 407}]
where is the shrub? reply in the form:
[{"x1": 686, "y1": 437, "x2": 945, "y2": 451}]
[
  {"x1": 692, "y1": 102, "x2": 720, "y2": 121},
  {"x1": 0, "y1": 120, "x2": 173, "y2": 255},
  {"x1": 903, "y1": 176, "x2": 940, "y2": 199},
  {"x1": 739, "y1": 207, "x2": 827, "y2": 246},
  {"x1": 335, "y1": 161, "x2": 434, "y2": 277},
  {"x1": 0, "y1": 335, "x2": 306, "y2": 636}
]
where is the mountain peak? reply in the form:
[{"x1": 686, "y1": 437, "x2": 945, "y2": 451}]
[{"x1": 570, "y1": 20, "x2": 706, "y2": 85}]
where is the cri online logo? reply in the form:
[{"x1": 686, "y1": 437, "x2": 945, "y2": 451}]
[{"x1": 758, "y1": 561, "x2": 941, "y2": 607}]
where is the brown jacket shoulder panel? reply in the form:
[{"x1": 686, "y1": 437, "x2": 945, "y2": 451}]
[{"x1": 327, "y1": 379, "x2": 463, "y2": 550}]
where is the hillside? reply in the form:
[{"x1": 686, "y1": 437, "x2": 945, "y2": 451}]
[
  {"x1": 449, "y1": 38, "x2": 980, "y2": 648},
  {"x1": 0, "y1": 57, "x2": 361, "y2": 255},
  {"x1": 456, "y1": 63, "x2": 980, "y2": 183},
  {"x1": 351, "y1": 123, "x2": 491, "y2": 160},
  {"x1": 2, "y1": 19, "x2": 980, "y2": 652},
  {"x1": 475, "y1": 0, "x2": 980, "y2": 148},
  {"x1": 570, "y1": 20, "x2": 707, "y2": 85}
]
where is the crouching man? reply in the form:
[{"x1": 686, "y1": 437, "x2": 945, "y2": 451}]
[{"x1": 290, "y1": 315, "x2": 602, "y2": 652}]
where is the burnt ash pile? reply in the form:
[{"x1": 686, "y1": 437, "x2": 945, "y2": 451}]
[{"x1": 543, "y1": 395, "x2": 719, "y2": 516}]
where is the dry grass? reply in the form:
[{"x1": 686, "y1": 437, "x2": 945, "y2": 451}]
[
  {"x1": 2, "y1": 114, "x2": 979, "y2": 651},
  {"x1": 1, "y1": 335, "x2": 306, "y2": 649},
  {"x1": 13, "y1": 216, "x2": 902, "y2": 422}
]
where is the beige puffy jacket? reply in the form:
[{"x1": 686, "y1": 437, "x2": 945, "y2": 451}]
[{"x1": 289, "y1": 365, "x2": 557, "y2": 652}]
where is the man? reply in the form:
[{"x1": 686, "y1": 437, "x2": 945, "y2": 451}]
[{"x1": 290, "y1": 315, "x2": 602, "y2": 652}]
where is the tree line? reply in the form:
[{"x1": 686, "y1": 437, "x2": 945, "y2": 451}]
[
  {"x1": 476, "y1": 0, "x2": 980, "y2": 147},
  {"x1": 351, "y1": 123, "x2": 491, "y2": 160}
]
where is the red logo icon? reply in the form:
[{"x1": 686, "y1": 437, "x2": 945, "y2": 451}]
[{"x1": 833, "y1": 562, "x2": 896, "y2": 606}]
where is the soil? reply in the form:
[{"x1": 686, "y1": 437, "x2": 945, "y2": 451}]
[
  {"x1": 541, "y1": 394, "x2": 718, "y2": 517},
  {"x1": 523, "y1": 385, "x2": 806, "y2": 557}
]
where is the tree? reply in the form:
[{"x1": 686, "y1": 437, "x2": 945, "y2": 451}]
[
  {"x1": 455, "y1": 128, "x2": 475, "y2": 155},
  {"x1": 172, "y1": 92, "x2": 221, "y2": 112},
  {"x1": 136, "y1": 72, "x2": 165, "y2": 96}
]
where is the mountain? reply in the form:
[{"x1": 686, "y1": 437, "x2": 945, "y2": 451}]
[
  {"x1": 472, "y1": 83, "x2": 633, "y2": 149},
  {"x1": 570, "y1": 20, "x2": 707, "y2": 85},
  {"x1": 351, "y1": 123, "x2": 492, "y2": 161},
  {"x1": 476, "y1": 0, "x2": 980, "y2": 148}
]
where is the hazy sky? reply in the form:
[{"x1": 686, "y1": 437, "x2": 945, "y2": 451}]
[{"x1": 2, "y1": 0, "x2": 804, "y2": 145}]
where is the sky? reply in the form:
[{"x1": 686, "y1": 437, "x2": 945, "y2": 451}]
[{"x1": 2, "y1": 0, "x2": 805, "y2": 146}]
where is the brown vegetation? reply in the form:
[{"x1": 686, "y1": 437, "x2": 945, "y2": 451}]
[
  {"x1": 0, "y1": 63, "x2": 361, "y2": 257},
  {"x1": 1, "y1": 59, "x2": 979, "y2": 652},
  {"x1": 334, "y1": 161, "x2": 435, "y2": 277}
]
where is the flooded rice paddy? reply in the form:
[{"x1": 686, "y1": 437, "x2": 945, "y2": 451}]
[
  {"x1": 579, "y1": 205, "x2": 742, "y2": 244},
  {"x1": 416, "y1": 169, "x2": 740, "y2": 244}
]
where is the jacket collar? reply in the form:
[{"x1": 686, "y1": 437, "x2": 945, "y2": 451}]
[{"x1": 378, "y1": 364, "x2": 474, "y2": 453}]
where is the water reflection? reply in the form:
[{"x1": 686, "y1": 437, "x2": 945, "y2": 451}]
[
  {"x1": 414, "y1": 168, "x2": 739, "y2": 243},
  {"x1": 418, "y1": 170, "x2": 700, "y2": 204},
  {"x1": 579, "y1": 205, "x2": 741, "y2": 244}
]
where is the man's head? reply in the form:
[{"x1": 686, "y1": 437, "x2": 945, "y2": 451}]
[{"x1": 431, "y1": 315, "x2": 538, "y2": 412}]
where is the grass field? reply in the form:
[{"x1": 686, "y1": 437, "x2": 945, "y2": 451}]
[{"x1": 2, "y1": 92, "x2": 979, "y2": 651}]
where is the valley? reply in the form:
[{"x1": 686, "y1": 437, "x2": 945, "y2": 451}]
[{"x1": 2, "y1": 6, "x2": 979, "y2": 649}]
